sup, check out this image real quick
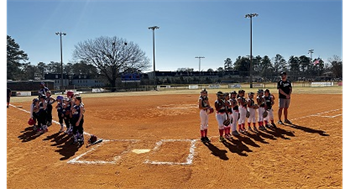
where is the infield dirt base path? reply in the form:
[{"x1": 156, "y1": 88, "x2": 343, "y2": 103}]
[{"x1": 7, "y1": 92, "x2": 342, "y2": 188}]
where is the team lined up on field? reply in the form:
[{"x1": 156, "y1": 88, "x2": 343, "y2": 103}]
[
  {"x1": 198, "y1": 89, "x2": 277, "y2": 143},
  {"x1": 28, "y1": 82, "x2": 85, "y2": 145}
]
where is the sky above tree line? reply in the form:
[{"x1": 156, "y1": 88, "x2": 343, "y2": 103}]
[{"x1": 6, "y1": 0, "x2": 343, "y2": 72}]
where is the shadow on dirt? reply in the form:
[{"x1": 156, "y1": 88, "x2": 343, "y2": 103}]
[
  {"x1": 287, "y1": 123, "x2": 330, "y2": 136},
  {"x1": 203, "y1": 142, "x2": 229, "y2": 160},
  {"x1": 42, "y1": 132, "x2": 83, "y2": 161},
  {"x1": 223, "y1": 138, "x2": 248, "y2": 157},
  {"x1": 18, "y1": 126, "x2": 43, "y2": 142}
]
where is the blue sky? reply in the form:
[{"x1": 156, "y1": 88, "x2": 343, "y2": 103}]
[{"x1": 7, "y1": 0, "x2": 342, "y2": 72}]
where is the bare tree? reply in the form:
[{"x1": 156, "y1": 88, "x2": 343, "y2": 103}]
[{"x1": 73, "y1": 36, "x2": 150, "y2": 91}]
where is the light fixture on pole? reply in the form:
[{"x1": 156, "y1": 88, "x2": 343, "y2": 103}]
[
  {"x1": 148, "y1": 26, "x2": 159, "y2": 89},
  {"x1": 308, "y1": 49, "x2": 314, "y2": 62},
  {"x1": 55, "y1": 31, "x2": 66, "y2": 93},
  {"x1": 195, "y1": 56, "x2": 205, "y2": 72},
  {"x1": 245, "y1": 13, "x2": 258, "y2": 88}
]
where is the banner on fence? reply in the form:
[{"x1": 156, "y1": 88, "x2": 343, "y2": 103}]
[
  {"x1": 228, "y1": 84, "x2": 241, "y2": 88},
  {"x1": 16, "y1": 91, "x2": 31, "y2": 97},
  {"x1": 208, "y1": 84, "x2": 220, "y2": 89},
  {"x1": 188, "y1": 85, "x2": 199, "y2": 89},
  {"x1": 311, "y1": 82, "x2": 334, "y2": 87}
]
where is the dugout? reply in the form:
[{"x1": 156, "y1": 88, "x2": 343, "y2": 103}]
[{"x1": 7, "y1": 80, "x2": 54, "y2": 96}]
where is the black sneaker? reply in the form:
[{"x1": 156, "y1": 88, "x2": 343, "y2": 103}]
[
  {"x1": 204, "y1": 137, "x2": 211, "y2": 142},
  {"x1": 266, "y1": 124, "x2": 273, "y2": 129},
  {"x1": 272, "y1": 123, "x2": 277, "y2": 128},
  {"x1": 278, "y1": 120, "x2": 283, "y2": 125},
  {"x1": 232, "y1": 131, "x2": 239, "y2": 136},
  {"x1": 259, "y1": 126, "x2": 266, "y2": 131},
  {"x1": 284, "y1": 119, "x2": 292, "y2": 124},
  {"x1": 201, "y1": 137, "x2": 205, "y2": 142}
]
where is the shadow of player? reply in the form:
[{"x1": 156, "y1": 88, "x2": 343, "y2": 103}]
[
  {"x1": 287, "y1": 123, "x2": 329, "y2": 136},
  {"x1": 235, "y1": 135, "x2": 260, "y2": 148},
  {"x1": 264, "y1": 127, "x2": 291, "y2": 140},
  {"x1": 54, "y1": 136, "x2": 83, "y2": 161},
  {"x1": 245, "y1": 132, "x2": 269, "y2": 144},
  {"x1": 43, "y1": 132, "x2": 70, "y2": 147},
  {"x1": 228, "y1": 137, "x2": 253, "y2": 153},
  {"x1": 18, "y1": 126, "x2": 43, "y2": 142},
  {"x1": 222, "y1": 139, "x2": 248, "y2": 157},
  {"x1": 203, "y1": 142, "x2": 229, "y2": 160}
]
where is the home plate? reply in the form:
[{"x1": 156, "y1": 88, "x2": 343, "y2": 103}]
[{"x1": 132, "y1": 149, "x2": 151, "y2": 154}]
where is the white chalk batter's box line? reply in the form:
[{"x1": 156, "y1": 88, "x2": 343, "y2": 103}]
[
  {"x1": 67, "y1": 139, "x2": 140, "y2": 165},
  {"x1": 144, "y1": 139, "x2": 198, "y2": 165},
  {"x1": 67, "y1": 139, "x2": 198, "y2": 165}
]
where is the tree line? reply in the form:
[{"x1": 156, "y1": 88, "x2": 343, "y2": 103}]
[{"x1": 8, "y1": 34, "x2": 342, "y2": 87}]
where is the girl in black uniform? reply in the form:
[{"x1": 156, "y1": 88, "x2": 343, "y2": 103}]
[
  {"x1": 62, "y1": 98, "x2": 72, "y2": 134},
  {"x1": 71, "y1": 96, "x2": 85, "y2": 145},
  {"x1": 224, "y1": 93, "x2": 232, "y2": 139},
  {"x1": 36, "y1": 96, "x2": 48, "y2": 134},
  {"x1": 45, "y1": 91, "x2": 56, "y2": 127},
  {"x1": 55, "y1": 96, "x2": 64, "y2": 132}
]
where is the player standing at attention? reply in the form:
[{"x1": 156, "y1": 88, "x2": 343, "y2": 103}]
[
  {"x1": 45, "y1": 91, "x2": 56, "y2": 127},
  {"x1": 277, "y1": 71, "x2": 293, "y2": 124},
  {"x1": 264, "y1": 89, "x2": 277, "y2": 129},
  {"x1": 36, "y1": 96, "x2": 48, "y2": 134},
  {"x1": 71, "y1": 96, "x2": 85, "y2": 145},
  {"x1": 256, "y1": 89, "x2": 266, "y2": 131},
  {"x1": 237, "y1": 90, "x2": 247, "y2": 134},
  {"x1": 215, "y1": 91, "x2": 227, "y2": 142},
  {"x1": 55, "y1": 96, "x2": 64, "y2": 132},
  {"x1": 247, "y1": 92, "x2": 258, "y2": 132},
  {"x1": 230, "y1": 91, "x2": 239, "y2": 136},
  {"x1": 198, "y1": 89, "x2": 211, "y2": 143},
  {"x1": 224, "y1": 93, "x2": 232, "y2": 139},
  {"x1": 62, "y1": 98, "x2": 72, "y2": 134}
]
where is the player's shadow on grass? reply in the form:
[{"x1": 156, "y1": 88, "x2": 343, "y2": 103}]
[
  {"x1": 18, "y1": 126, "x2": 42, "y2": 142},
  {"x1": 223, "y1": 138, "x2": 248, "y2": 156},
  {"x1": 54, "y1": 135, "x2": 83, "y2": 161},
  {"x1": 203, "y1": 142, "x2": 229, "y2": 160},
  {"x1": 287, "y1": 124, "x2": 329, "y2": 136}
]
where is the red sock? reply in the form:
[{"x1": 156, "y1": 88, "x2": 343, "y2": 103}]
[
  {"x1": 265, "y1": 121, "x2": 268, "y2": 125},
  {"x1": 238, "y1": 124, "x2": 241, "y2": 130},
  {"x1": 219, "y1": 129, "x2": 224, "y2": 136},
  {"x1": 271, "y1": 120, "x2": 274, "y2": 124},
  {"x1": 228, "y1": 127, "x2": 230, "y2": 134},
  {"x1": 200, "y1": 130, "x2": 204, "y2": 137},
  {"x1": 204, "y1": 129, "x2": 207, "y2": 137},
  {"x1": 242, "y1": 123, "x2": 245, "y2": 129},
  {"x1": 253, "y1": 123, "x2": 256, "y2": 127},
  {"x1": 248, "y1": 122, "x2": 251, "y2": 127}
]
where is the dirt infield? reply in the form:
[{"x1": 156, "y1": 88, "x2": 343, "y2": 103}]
[{"x1": 7, "y1": 88, "x2": 342, "y2": 188}]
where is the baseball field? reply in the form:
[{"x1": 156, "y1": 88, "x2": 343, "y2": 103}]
[{"x1": 7, "y1": 86, "x2": 342, "y2": 189}]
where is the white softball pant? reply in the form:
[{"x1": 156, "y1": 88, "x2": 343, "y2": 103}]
[
  {"x1": 231, "y1": 110, "x2": 239, "y2": 131},
  {"x1": 216, "y1": 112, "x2": 227, "y2": 130},
  {"x1": 248, "y1": 107, "x2": 256, "y2": 123},
  {"x1": 264, "y1": 109, "x2": 274, "y2": 122},
  {"x1": 238, "y1": 106, "x2": 247, "y2": 125},
  {"x1": 200, "y1": 109, "x2": 208, "y2": 130},
  {"x1": 258, "y1": 107, "x2": 265, "y2": 123}
]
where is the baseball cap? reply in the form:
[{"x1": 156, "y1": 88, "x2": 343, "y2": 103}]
[
  {"x1": 280, "y1": 71, "x2": 287, "y2": 76},
  {"x1": 40, "y1": 82, "x2": 45, "y2": 85},
  {"x1": 216, "y1": 91, "x2": 224, "y2": 96},
  {"x1": 248, "y1": 92, "x2": 254, "y2": 95},
  {"x1": 230, "y1": 91, "x2": 237, "y2": 94}
]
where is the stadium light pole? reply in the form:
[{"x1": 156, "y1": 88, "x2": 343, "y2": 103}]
[
  {"x1": 55, "y1": 31, "x2": 66, "y2": 93},
  {"x1": 245, "y1": 13, "x2": 258, "y2": 88},
  {"x1": 195, "y1": 56, "x2": 205, "y2": 72},
  {"x1": 148, "y1": 26, "x2": 159, "y2": 90},
  {"x1": 308, "y1": 49, "x2": 314, "y2": 62}
]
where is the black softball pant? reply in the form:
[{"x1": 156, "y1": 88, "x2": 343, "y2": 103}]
[{"x1": 71, "y1": 117, "x2": 84, "y2": 135}]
